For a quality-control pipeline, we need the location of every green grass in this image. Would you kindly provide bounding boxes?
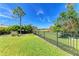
[38,31,79,50]
[0,34,71,56]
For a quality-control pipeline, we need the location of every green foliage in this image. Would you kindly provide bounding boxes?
[51,3,79,34]
[0,25,33,35]
[22,25,33,33]
[32,26,38,33]
[9,25,20,31]
[0,27,10,35]
[50,24,62,32]
[12,6,25,17]
[0,27,5,35]
[12,6,26,34]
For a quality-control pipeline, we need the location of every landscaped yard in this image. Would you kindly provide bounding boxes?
[38,31,79,50]
[0,34,71,56]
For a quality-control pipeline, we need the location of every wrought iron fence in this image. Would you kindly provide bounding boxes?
[33,30,79,56]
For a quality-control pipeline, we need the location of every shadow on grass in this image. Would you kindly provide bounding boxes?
[34,33,79,56]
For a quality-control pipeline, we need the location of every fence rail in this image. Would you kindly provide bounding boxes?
[33,30,79,56]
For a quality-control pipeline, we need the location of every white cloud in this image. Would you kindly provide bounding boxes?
[40,16,52,23]
[36,9,44,15]
[38,16,52,23]
[47,19,52,23]
[0,4,13,19]
[39,17,45,22]
[47,17,52,23]
[0,6,12,14]
[0,13,13,19]
[0,4,12,13]
[36,9,45,22]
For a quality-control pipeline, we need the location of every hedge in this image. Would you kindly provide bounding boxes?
[0,25,33,35]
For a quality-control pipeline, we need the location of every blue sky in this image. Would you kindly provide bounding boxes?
[0,3,79,29]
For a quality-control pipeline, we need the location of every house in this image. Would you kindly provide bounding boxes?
[0,24,8,27]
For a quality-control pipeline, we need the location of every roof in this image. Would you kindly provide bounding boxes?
[0,24,8,27]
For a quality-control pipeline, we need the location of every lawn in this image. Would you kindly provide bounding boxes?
[38,31,79,50]
[0,34,71,56]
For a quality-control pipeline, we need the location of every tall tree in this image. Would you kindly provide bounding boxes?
[66,3,78,33]
[56,3,78,33]
[12,6,25,34]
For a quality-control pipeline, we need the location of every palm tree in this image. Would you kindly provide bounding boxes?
[12,6,25,34]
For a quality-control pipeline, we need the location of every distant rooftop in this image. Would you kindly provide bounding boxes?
[0,24,8,27]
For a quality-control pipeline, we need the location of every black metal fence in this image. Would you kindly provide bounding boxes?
[33,30,79,56]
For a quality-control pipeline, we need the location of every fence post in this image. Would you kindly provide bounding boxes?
[69,33,71,47]
[73,34,75,49]
[44,31,45,39]
[35,31,37,34]
[70,33,72,49]
[38,30,39,35]
[57,31,58,46]
[76,34,78,55]
[36,31,37,34]
[68,33,70,47]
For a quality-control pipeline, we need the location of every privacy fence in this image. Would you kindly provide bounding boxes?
[33,30,79,56]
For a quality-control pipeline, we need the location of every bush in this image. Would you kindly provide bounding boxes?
[22,25,33,33]
[0,25,33,35]
[58,32,71,38]
[0,27,9,35]
[0,27,4,35]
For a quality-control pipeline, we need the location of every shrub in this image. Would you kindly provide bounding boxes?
[0,27,4,35]
[0,27,9,35]
[22,25,33,33]
[9,25,20,31]
[58,32,71,38]
[0,25,33,35]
